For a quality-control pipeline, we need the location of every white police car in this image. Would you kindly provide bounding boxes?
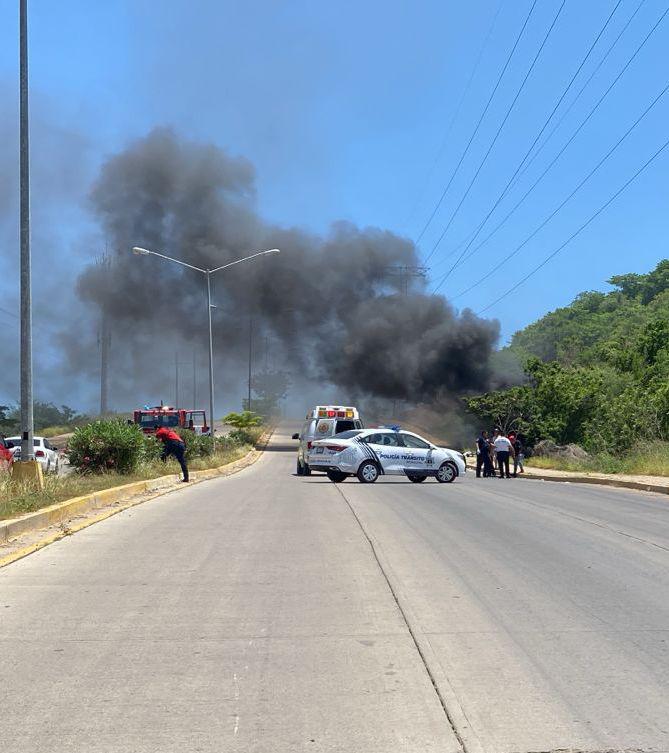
[307,427,466,484]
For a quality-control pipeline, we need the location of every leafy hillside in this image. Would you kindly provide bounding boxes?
[466,259,669,457]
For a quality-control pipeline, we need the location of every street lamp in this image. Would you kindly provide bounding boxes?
[130,247,280,435]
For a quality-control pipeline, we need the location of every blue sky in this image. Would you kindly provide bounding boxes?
[1,0,668,405]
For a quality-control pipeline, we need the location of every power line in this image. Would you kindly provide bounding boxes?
[435,1,669,294]
[506,0,647,195]
[414,0,540,247]
[477,134,669,314]
[454,77,669,302]
[423,0,569,264]
[435,0,646,268]
[429,0,625,278]
[0,306,18,320]
[407,0,506,227]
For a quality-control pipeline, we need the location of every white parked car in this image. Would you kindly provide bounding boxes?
[6,436,60,474]
[307,427,466,484]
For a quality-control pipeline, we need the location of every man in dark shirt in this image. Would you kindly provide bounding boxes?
[509,432,525,477]
[155,427,189,482]
[476,431,493,477]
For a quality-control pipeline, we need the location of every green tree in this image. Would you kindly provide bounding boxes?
[464,386,537,439]
[223,411,263,429]
[7,401,86,431]
[0,405,16,433]
[246,370,290,418]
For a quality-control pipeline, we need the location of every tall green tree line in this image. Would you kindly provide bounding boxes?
[466,260,669,452]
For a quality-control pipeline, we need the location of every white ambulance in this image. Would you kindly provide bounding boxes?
[293,405,363,476]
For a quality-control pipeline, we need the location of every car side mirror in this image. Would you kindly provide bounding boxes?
[292,433,299,440]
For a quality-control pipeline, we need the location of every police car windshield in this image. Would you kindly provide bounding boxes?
[334,430,362,438]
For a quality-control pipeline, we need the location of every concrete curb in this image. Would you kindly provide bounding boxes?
[0,427,275,551]
[0,473,178,544]
[517,472,668,495]
[465,461,668,495]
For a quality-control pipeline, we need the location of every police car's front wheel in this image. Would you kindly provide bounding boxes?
[436,461,457,483]
[357,460,379,483]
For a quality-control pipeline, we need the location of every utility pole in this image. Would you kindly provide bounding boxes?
[98,253,111,416]
[100,312,110,415]
[247,316,253,412]
[192,351,197,408]
[174,352,191,407]
[385,265,429,296]
[18,0,37,478]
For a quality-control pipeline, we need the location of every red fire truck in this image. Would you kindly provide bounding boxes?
[132,405,211,435]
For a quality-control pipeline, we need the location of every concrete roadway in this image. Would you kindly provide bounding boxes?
[1,425,669,752]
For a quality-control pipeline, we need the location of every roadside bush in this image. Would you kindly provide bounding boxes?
[176,429,214,459]
[68,419,155,474]
[223,411,263,429]
[228,426,264,447]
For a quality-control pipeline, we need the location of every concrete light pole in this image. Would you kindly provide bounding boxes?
[16,0,40,485]
[131,247,280,436]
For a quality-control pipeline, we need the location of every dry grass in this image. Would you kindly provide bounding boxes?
[0,445,250,521]
[39,425,75,438]
[526,441,669,477]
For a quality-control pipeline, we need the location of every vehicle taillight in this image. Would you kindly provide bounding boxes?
[307,441,313,449]
[325,445,346,452]
[35,450,45,458]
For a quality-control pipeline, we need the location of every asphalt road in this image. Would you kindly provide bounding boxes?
[1,425,669,752]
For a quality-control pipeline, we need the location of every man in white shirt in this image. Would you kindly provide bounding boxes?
[493,430,515,479]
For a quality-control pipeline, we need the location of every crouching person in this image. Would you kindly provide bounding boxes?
[155,427,189,482]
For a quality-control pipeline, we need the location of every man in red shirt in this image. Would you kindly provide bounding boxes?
[155,427,189,482]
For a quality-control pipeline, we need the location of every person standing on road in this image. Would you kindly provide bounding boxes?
[509,432,525,477]
[493,430,515,479]
[476,430,494,478]
[155,427,189,482]
[488,429,497,477]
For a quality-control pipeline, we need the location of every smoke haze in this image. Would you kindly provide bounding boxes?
[62,128,499,414]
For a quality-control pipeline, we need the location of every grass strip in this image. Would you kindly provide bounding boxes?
[0,445,250,521]
[526,441,669,477]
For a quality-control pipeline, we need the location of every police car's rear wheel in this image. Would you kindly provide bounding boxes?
[326,470,347,483]
[357,460,379,483]
[296,459,304,476]
[407,474,426,483]
[436,461,457,483]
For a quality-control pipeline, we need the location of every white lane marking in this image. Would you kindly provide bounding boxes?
[233,672,240,735]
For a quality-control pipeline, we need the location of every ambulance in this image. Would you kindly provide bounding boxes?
[292,405,363,476]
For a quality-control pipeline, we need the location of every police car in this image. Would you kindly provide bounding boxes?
[307,427,466,484]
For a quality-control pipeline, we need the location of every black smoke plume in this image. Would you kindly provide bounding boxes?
[66,128,499,412]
